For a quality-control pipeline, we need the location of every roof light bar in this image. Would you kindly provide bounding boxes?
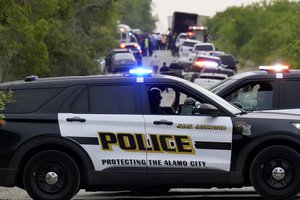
[259,64,289,72]
[129,68,152,76]
[188,26,207,30]
[194,61,218,68]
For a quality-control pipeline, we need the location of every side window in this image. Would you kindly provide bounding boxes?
[148,86,182,115]
[281,80,300,109]
[70,85,136,114]
[70,88,89,113]
[147,85,210,116]
[4,88,62,113]
[224,81,274,111]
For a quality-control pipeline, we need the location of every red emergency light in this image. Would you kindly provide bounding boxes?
[187,31,194,37]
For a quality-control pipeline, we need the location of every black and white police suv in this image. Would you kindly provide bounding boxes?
[210,64,300,114]
[2,69,300,200]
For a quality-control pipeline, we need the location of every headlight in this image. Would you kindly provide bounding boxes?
[291,123,300,130]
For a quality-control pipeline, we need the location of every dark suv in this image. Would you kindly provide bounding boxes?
[1,73,300,200]
[217,54,239,72]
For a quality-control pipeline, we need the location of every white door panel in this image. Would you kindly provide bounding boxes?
[144,115,232,171]
[58,113,146,171]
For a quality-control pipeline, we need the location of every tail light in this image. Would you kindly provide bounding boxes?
[120,43,126,48]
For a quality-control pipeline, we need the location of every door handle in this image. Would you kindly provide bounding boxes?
[66,117,86,123]
[153,120,173,125]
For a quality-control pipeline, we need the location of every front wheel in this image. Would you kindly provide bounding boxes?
[250,145,300,200]
[23,150,80,200]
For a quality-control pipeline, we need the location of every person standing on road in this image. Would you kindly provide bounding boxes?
[150,54,160,74]
[143,35,149,56]
[156,33,162,50]
[159,62,169,74]
[151,33,157,54]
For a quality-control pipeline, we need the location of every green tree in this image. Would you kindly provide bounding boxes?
[0,0,156,81]
[117,0,157,32]
[208,0,300,70]
[0,0,49,81]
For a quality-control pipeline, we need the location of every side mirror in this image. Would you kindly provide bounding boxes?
[194,103,219,117]
[236,60,239,64]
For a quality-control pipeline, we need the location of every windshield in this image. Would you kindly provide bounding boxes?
[184,80,242,114]
[210,78,238,94]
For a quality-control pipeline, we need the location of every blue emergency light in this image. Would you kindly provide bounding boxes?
[129,68,152,76]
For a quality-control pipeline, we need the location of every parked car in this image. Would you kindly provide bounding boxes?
[190,54,236,77]
[178,39,201,59]
[185,43,216,65]
[120,42,143,65]
[210,64,300,114]
[105,48,133,73]
[217,53,239,72]
[110,52,137,73]
[193,43,216,55]
[172,33,189,56]
[175,33,188,48]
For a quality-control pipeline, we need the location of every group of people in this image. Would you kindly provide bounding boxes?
[136,32,173,57]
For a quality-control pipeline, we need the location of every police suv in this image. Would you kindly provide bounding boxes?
[1,70,300,200]
[210,64,300,114]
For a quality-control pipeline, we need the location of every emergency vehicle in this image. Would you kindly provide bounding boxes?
[1,70,300,200]
[210,64,300,114]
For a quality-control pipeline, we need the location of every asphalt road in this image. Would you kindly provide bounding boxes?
[142,49,176,70]
[0,187,258,200]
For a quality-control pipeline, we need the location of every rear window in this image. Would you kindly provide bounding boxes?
[183,41,198,47]
[195,45,214,51]
[70,85,136,114]
[115,53,134,59]
[3,88,62,113]
[219,55,235,65]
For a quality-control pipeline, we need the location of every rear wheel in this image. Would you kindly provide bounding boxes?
[23,150,80,200]
[250,145,300,200]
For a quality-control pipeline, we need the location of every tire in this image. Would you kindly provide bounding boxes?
[23,150,80,200]
[133,188,170,196]
[250,145,300,200]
